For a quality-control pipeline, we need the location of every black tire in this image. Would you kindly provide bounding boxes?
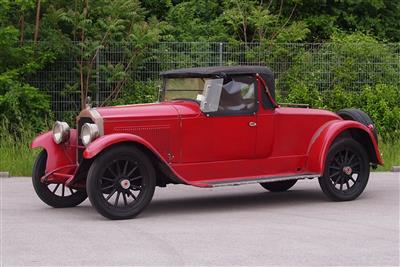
[260,179,297,192]
[318,138,370,201]
[337,108,378,142]
[86,145,156,220]
[32,150,88,208]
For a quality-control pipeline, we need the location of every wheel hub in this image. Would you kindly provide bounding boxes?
[342,166,353,175]
[120,179,131,190]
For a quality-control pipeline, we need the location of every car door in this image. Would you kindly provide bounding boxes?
[180,75,257,163]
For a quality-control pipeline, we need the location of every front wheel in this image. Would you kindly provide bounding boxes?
[318,138,370,201]
[86,145,156,220]
[32,150,87,208]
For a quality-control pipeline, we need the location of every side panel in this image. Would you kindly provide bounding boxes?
[179,114,257,163]
[306,120,382,174]
[31,130,77,173]
[82,133,202,186]
[271,108,341,157]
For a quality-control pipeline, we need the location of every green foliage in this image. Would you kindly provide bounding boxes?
[0,82,51,134]
[283,82,400,142]
[280,32,400,141]
[359,84,400,141]
[111,81,159,105]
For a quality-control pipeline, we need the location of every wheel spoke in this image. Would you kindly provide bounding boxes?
[123,161,129,175]
[106,188,117,200]
[116,161,122,176]
[126,166,138,177]
[340,179,344,191]
[333,176,341,186]
[123,193,128,206]
[348,153,355,165]
[69,187,74,195]
[329,165,341,170]
[52,184,60,194]
[345,179,350,190]
[350,162,360,169]
[130,175,142,181]
[349,177,356,183]
[329,171,340,178]
[114,191,121,207]
[334,157,341,166]
[62,184,65,197]
[128,190,137,200]
[101,176,115,182]
[108,166,118,178]
[101,184,114,191]
[344,150,348,164]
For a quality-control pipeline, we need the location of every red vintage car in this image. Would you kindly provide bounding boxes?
[31,66,383,219]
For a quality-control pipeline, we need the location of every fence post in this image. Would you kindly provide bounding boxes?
[219,42,223,66]
[95,51,100,106]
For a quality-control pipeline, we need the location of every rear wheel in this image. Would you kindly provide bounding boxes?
[86,145,156,220]
[260,179,297,192]
[318,138,370,201]
[32,150,87,208]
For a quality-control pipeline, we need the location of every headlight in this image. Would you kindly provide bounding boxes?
[52,121,70,144]
[81,123,99,146]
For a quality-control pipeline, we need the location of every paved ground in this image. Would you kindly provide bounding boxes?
[1,172,399,266]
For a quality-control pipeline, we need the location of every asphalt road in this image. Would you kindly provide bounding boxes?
[1,172,399,266]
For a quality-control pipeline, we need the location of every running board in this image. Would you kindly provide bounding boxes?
[201,174,319,187]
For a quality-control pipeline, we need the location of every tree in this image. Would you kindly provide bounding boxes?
[50,0,163,109]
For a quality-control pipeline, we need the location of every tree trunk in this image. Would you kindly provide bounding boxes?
[33,0,41,44]
[80,0,89,110]
[19,15,25,44]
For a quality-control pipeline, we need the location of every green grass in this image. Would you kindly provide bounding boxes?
[0,129,39,177]
[0,131,398,176]
[375,140,400,171]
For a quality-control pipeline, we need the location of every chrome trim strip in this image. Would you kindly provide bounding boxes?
[90,108,104,136]
[205,174,319,187]
[77,108,104,136]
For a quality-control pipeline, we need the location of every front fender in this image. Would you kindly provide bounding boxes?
[306,120,382,174]
[31,130,77,173]
[83,133,168,162]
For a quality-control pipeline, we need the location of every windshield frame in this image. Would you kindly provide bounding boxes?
[161,74,259,116]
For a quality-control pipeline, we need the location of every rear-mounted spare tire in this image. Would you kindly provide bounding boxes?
[337,108,378,142]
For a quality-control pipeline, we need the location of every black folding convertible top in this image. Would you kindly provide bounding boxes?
[160,65,276,108]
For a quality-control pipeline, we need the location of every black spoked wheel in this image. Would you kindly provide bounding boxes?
[32,150,87,208]
[260,179,297,192]
[86,145,156,220]
[319,138,370,201]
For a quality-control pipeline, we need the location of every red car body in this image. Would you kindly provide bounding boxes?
[31,66,383,219]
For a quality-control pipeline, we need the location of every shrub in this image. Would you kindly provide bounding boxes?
[0,81,52,135]
[110,81,159,105]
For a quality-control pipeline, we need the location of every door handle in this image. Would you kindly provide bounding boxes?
[249,121,257,127]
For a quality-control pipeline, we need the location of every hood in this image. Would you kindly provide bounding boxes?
[94,101,201,120]
[94,102,178,120]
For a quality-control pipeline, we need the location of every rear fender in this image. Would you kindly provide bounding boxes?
[306,120,382,174]
[31,130,77,173]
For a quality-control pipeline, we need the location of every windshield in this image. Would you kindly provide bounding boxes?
[163,76,256,114]
[164,78,207,101]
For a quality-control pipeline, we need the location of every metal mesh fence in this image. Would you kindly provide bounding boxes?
[27,42,400,119]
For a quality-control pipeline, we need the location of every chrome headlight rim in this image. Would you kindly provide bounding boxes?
[81,123,99,146]
[52,121,70,144]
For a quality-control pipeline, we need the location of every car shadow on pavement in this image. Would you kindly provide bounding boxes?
[141,189,327,218]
